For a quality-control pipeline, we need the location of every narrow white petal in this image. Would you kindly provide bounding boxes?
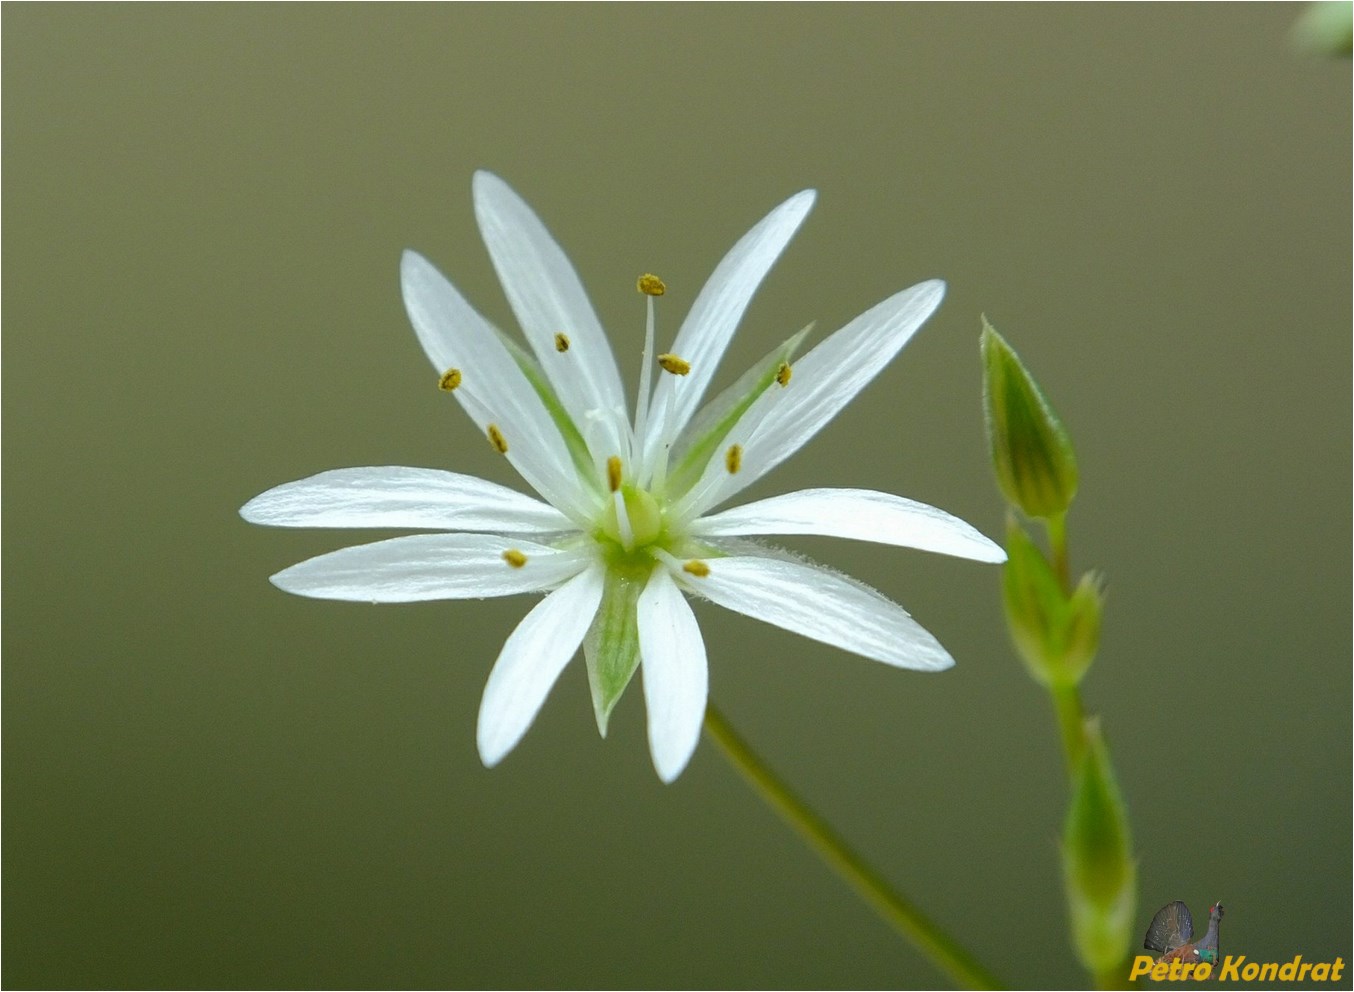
[472,171,628,459]
[690,488,1005,563]
[400,250,593,519]
[675,280,946,520]
[241,467,574,533]
[637,566,709,783]
[642,190,816,466]
[477,564,605,767]
[684,554,954,672]
[269,533,590,602]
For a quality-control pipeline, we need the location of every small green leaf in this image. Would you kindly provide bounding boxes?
[1062,719,1136,975]
[583,568,644,736]
[981,318,1079,519]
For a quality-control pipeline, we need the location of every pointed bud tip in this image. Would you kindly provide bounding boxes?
[981,317,1079,519]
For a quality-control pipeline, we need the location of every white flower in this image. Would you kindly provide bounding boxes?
[241,171,1005,783]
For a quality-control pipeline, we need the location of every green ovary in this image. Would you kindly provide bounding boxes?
[598,484,670,570]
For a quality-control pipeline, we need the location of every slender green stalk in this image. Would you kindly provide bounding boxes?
[703,703,1003,991]
[1046,511,1071,591]
[1051,683,1086,776]
[1042,511,1086,776]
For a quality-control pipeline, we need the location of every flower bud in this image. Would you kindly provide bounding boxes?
[981,318,1079,519]
[1002,518,1104,686]
[1062,720,1136,977]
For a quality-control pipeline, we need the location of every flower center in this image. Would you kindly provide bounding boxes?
[601,483,664,550]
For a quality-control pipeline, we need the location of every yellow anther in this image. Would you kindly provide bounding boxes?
[657,353,691,376]
[554,332,570,353]
[725,443,743,474]
[487,424,508,454]
[637,273,666,296]
[502,549,527,568]
[606,455,623,493]
[439,368,463,391]
[682,559,710,578]
[775,361,792,387]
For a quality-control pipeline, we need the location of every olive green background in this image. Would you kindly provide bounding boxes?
[5,5,1349,989]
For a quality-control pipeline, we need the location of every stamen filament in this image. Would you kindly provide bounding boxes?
[633,289,657,452]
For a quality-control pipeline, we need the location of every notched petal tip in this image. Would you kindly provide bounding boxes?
[476,725,510,769]
[976,537,1008,564]
[911,277,947,313]
[399,248,429,279]
[785,187,818,214]
[653,748,694,785]
[239,494,265,523]
[472,168,507,195]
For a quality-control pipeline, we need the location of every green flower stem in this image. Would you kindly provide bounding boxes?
[1046,511,1071,591]
[704,703,1003,991]
[1051,683,1087,777]
[1042,511,1087,775]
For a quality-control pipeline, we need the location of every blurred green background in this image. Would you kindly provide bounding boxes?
[5,5,1349,988]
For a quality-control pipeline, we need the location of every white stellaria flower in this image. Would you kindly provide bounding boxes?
[241,171,1005,783]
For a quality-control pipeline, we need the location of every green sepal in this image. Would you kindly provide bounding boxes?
[490,324,600,495]
[981,317,1079,519]
[1062,719,1136,975]
[582,567,645,737]
[1002,517,1103,687]
[1062,571,1105,681]
[665,323,813,497]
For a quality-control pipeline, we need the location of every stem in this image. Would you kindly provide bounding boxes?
[703,703,1003,990]
[1045,511,1071,593]
[1043,511,1086,774]
[1050,683,1086,776]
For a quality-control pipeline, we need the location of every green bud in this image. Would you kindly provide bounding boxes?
[1002,518,1104,686]
[981,318,1078,519]
[1062,720,1136,977]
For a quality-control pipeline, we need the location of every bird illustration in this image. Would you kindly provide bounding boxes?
[1144,900,1225,965]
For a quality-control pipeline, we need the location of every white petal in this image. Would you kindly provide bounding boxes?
[241,467,575,533]
[675,280,946,520]
[642,190,816,466]
[472,171,628,459]
[690,488,1005,563]
[683,554,954,672]
[401,250,593,519]
[637,566,709,783]
[477,564,605,767]
[269,533,591,602]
